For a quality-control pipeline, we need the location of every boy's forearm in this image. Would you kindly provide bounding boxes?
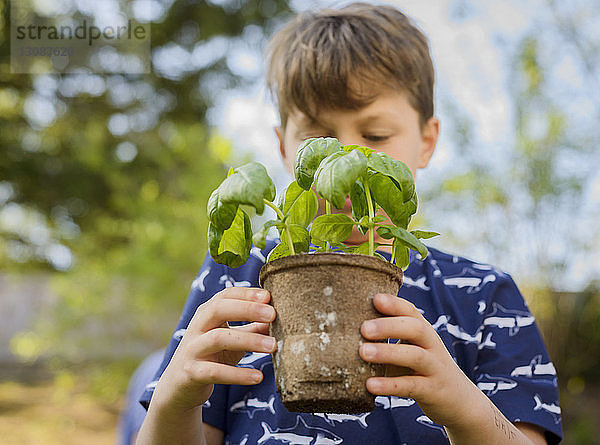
[136,401,207,445]
[443,382,535,445]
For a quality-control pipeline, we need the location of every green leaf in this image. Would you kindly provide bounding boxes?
[377,224,428,258]
[267,241,291,261]
[208,208,252,268]
[294,137,342,190]
[411,230,440,240]
[372,215,387,223]
[349,181,368,222]
[282,180,318,227]
[367,152,415,203]
[393,241,411,270]
[368,173,417,228]
[343,144,375,157]
[314,150,368,209]
[354,241,381,255]
[219,162,276,215]
[288,224,311,252]
[252,219,283,249]
[207,187,238,230]
[267,225,310,261]
[310,213,355,244]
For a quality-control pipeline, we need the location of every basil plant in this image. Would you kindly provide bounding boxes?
[207,137,438,269]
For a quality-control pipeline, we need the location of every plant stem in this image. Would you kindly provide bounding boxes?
[325,200,331,253]
[390,241,396,265]
[264,199,295,255]
[363,180,375,256]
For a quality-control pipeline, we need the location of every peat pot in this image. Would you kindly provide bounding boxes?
[259,252,403,413]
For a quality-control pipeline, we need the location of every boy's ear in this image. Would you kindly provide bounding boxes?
[418,117,439,169]
[275,126,287,161]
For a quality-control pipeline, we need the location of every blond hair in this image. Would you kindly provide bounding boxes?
[267,2,434,129]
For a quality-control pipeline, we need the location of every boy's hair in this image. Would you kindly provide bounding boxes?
[267,2,434,129]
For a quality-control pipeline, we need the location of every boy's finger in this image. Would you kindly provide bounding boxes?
[359,342,432,375]
[214,287,271,303]
[190,299,276,333]
[185,360,264,387]
[364,374,428,399]
[195,328,276,357]
[371,293,423,319]
[232,322,271,335]
[361,316,434,349]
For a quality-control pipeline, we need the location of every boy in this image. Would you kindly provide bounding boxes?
[137,3,562,444]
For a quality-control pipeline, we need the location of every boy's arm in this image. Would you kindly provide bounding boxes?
[359,293,548,445]
[136,287,277,445]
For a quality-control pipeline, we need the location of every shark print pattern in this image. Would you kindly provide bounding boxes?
[140,241,563,444]
[511,354,557,380]
[483,303,535,336]
[258,416,343,444]
[476,374,518,395]
[533,394,561,424]
[415,415,448,438]
[230,394,277,419]
[312,412,371,429]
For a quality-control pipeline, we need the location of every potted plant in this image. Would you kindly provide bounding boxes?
[206,137,437,413]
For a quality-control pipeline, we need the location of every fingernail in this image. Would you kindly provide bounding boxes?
[260,305,274,320]
[361,343,376,359]
[263,337,276,350]
[251,371,262,383]
[362,320,376,336]
[255,289,269,299]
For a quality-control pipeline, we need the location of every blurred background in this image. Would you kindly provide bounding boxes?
[0,0,598,443]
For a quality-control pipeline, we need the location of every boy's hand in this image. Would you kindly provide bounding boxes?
[359,293,481,429]
[151,287,276,414]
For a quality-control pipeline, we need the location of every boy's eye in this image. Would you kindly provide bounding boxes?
[363,135,389,142]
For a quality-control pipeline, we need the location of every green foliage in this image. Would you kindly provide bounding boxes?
[207,137,438,269]
[0,0,293,361]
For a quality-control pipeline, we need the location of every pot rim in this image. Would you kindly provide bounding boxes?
[259,252,403,287]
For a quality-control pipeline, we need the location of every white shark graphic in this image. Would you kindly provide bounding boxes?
[427,258,442,277]
[375,396,416,409]
[191,267,210,292]
[511,354,557,378]
[258,416,343,444]
[443,273,496,294]
[173,328,186,341]
[477,300,486,314]
[431,315,482,344]
[312,412,371,429]
[533,394,561,424]
[219,274,252,288]
[476,374,518,395]
[483,303,535,336]
[237,352,272,371]
[478,332,496,350]
[416,415,448,438]
[250,246,267,263]
[403,275,430,291]
[230,394,276,419]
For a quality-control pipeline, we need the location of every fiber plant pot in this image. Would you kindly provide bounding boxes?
[259,252,403,414]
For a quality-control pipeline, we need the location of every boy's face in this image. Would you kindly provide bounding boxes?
[276,91,439,246]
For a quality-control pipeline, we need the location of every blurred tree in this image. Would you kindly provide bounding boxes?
[423,0,600,291]
[0,0,292,363]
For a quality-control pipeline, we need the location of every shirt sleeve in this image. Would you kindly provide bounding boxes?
[475,274,563,444]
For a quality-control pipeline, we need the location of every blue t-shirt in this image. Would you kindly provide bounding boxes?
[140,240,562,444]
